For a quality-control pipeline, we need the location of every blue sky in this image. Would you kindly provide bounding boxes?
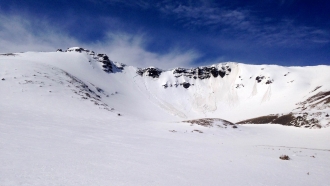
[0,0,329,68]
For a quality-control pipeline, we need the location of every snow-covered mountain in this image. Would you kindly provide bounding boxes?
[1,47,330,128]
[2,47,330,186]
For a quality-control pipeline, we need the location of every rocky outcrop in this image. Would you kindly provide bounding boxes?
[172,65,231,80]
[255,75,274,84]
[238,89,330,129]
[58,47,124,73]
[237,113,322,129]
[137,64,233,90]
[296,90,330,111]
[136,64,232,80]
[182,82,191,89]
[137,67,162,78]
[96,54,113,73]
[183,118,238,129]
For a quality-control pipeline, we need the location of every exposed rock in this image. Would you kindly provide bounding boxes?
[192,129,203,133]
[183,118,237,128]
[67,47,85,53]
[135,64,234,89]
[97,54,113,73]
[279,155,290,160]
[284,72,290,76]
[255,76,274,84]
[137,64,232,80]
[310,86,322,93]
[113,61,126,70]
[173,68,187,74]
[137,67,162,78]
[237,113,322,129]
[237,115,278,124]
[96,87,104,93]
[235,84,244,88]
[210,67,219,77]
[296,90,330,110]
[172,65,231,80]
[0,53,17,56]
[219,70,226,78]
[266,79,273,84]
[255,76,265,83]
[182,82,190,89]
[63,47,124,73]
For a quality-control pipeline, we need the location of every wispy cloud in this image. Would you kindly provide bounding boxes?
[251,19,330,47]
[156,1,329,47]
[1,1,328,68]
[0,14,79,52]
[0,13,199,69]
[160,4,249,30]
[87,0,152,9]
[91,33,200,69]
[86,0,330,48]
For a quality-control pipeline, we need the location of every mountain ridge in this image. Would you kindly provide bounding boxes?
[1,46,330,128]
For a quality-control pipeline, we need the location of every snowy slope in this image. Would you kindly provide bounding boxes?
[0,50,178,121]
[1,48,330,185]
[1,47,330,127]
[135,63,330,128]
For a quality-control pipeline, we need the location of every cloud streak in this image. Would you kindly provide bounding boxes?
[157,1,330,47]
[0,13,200,69]
[252,20,330,47]
[83,0,330,48]
[1,0,329,68]
[0,14,79,53]
[160,4,249,30]
[89,32,200,69]
[87,0,152,9]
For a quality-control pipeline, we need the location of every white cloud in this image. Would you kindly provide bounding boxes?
[160,4,250,30]
[254,20,330,47]
[0,14,79,53]
[0,13,199,69]
[90,33,200,69]
[158,2,329,47]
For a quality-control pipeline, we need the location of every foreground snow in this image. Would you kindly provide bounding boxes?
[1,111,330,185]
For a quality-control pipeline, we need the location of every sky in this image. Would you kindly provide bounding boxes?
[0,0,329,69]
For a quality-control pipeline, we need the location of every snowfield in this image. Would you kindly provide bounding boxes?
[1,49,330,185]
